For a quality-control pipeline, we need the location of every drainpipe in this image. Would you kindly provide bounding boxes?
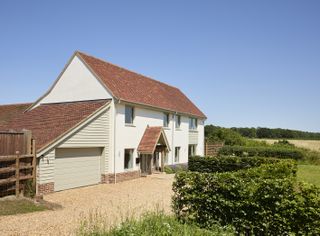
[113,99,118,184]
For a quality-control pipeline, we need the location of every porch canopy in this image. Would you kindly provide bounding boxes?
[137,126,170,155]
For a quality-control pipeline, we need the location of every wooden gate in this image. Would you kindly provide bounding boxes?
[0,131,36,197]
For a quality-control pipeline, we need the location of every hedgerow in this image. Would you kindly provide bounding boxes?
[218,145,304,159]
[188,156,297,174]
[172,162,320,235]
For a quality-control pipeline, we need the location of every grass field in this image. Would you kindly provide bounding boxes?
[298,165,320,187]
[0,198,47,216]
[257,139,320,152]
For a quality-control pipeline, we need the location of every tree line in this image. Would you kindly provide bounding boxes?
[205,125,320,140]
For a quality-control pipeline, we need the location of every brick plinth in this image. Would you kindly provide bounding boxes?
[38,182,54,195]
[102,170,141,184]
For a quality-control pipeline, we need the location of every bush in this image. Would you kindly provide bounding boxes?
[164,164,188,174]
[218,145,304,159]
[172,163,320,235]
[205,125,246,146]
[188,156,297,174]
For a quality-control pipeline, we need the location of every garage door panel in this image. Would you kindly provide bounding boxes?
[55,148,102,191]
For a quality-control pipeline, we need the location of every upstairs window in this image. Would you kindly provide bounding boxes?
[163,113,170,127]
[175,115,181,129]
[189,117,198,130]
[125,105,134,124]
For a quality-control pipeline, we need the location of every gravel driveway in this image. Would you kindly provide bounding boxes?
[0,174,174,236]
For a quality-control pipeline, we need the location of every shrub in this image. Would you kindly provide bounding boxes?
[218,145,304,159]
[172,164,320,235]
[188,156,296,174]
[205,125,246,146]
[164,164,188,174]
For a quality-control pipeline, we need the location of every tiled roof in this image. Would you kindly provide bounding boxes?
[77,52,206,119]
[0,103,32,127]
[0,100,110,151]
[138,126,166,154]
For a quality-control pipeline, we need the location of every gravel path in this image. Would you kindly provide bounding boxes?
[0,174,174,236]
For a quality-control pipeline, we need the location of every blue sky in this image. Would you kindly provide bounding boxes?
[0,1,319,132]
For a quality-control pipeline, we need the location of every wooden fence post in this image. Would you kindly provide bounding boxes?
[15,151,20,197]
[32,139,36,189]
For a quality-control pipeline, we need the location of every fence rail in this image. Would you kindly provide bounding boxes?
[204,142,224,156]
[0,131,36,197]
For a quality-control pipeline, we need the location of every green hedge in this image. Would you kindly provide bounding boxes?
[188,156,296,174]
[218,145,304,159]
[172,163,320,235]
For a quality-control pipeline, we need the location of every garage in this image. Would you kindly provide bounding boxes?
[54,148,102,191]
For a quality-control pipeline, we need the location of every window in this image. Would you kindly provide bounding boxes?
[189,117,198,130]
[175,147,180,163]
[125,105,134,124]
[188,145,197,157]
[175,115,181,129]
[163,113,170,127]
[124,149,134,169]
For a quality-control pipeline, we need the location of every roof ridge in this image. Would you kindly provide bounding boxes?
[0,102,32,107]
[76,50,180,90]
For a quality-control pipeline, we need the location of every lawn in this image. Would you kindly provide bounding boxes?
[297,164,320,187]
[0,198,47,216]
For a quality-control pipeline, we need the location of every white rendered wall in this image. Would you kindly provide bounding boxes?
[110,103,194,173]
[35,55,112,106]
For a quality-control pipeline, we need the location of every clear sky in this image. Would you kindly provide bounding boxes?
[0,1,319,132]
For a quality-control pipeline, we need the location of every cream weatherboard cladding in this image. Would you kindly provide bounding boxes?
[189,131,199,145]
[37,108,111,186]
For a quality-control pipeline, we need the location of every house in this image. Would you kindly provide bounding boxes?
[0,51,206,194]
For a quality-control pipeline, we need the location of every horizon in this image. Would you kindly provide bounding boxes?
[1,1,319,132]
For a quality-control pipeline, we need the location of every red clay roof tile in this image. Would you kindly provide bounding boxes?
[138,126,164,154]
[0,103,32,127]
[0,100,110,151]
[77,52,206,119]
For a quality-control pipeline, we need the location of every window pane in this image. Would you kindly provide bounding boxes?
[124,149,133,169]
[175,147,180,162]
[125,106,133,124]
[163,113,169,127]
[176,115,181,128]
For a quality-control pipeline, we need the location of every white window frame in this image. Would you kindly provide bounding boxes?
[124,149,134,170]
[188,144,197,157]
[125,105,134,125]
[163,113,170,128]
[189,117,198,130]
[175,115,181,129]
[174,147,180,163]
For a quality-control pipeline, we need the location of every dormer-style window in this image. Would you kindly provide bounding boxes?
[189,117,198,130]
[163,113,170,127]
[125,105,134,124]
[175,115,181,129]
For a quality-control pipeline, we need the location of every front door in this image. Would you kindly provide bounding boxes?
[140,154,152,175]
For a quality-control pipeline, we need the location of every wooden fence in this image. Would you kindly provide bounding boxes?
[0,131,36,197]
[204,142,224,156]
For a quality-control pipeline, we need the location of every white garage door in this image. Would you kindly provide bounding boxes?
[55,148,102,191]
